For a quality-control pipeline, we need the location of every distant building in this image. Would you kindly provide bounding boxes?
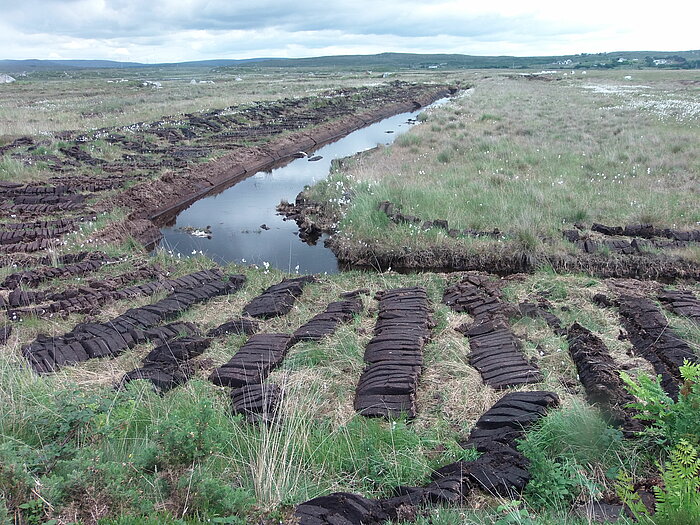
[0,73,16,83]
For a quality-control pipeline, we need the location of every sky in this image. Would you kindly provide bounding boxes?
[0,0,698,62]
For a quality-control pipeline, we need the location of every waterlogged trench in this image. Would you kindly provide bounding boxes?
[159,99,448,274]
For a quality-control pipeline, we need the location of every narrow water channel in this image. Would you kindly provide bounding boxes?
[158,99,448,274]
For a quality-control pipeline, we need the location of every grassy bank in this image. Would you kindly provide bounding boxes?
[307,70,699,264]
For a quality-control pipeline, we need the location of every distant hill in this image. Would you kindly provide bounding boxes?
[1,51,699,72]
[0,59,144,71]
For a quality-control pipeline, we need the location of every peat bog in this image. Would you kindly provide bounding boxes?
[0,67,698,525]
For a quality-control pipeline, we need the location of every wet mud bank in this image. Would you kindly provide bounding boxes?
[110,84,453,244]
[329,241,700,281]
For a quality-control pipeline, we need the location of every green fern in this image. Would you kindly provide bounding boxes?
[653,439,700,524]
[615,470,650,522]
[621,360,700,447]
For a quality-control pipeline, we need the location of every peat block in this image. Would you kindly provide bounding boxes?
[209,333,293,387]
[355,286,431,419]
[120,365,190,392]
[231,383,282,423]
[658,288,700,324]
[143,336,211,365]
[22,270,240,373]
[207,317,260,337]
[567,322,642,434]
[617,294,697,398]
[242,275,316,318]
[295,492,389,525]
[292,298,363,343]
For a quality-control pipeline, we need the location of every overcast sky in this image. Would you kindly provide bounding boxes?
[1,0,698,62]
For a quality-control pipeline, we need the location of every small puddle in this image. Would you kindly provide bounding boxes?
[158,98,449,274]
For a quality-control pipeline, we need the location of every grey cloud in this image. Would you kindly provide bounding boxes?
[4,0,595,40]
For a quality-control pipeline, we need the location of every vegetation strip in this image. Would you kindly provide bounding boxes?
[354,286,432,419]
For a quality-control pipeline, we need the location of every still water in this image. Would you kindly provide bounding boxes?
[158,99,448,274]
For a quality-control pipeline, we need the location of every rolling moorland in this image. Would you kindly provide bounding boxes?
[0,60,699,525]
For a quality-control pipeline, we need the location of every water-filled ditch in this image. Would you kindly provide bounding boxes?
[158,99,448,274]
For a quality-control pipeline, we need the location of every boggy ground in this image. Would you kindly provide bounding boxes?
[295,70,700,280]
[0,68,699,525]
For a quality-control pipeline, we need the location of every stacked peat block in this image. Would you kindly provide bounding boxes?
[209,333,293,422]
[2,252,112,289]
[209,333,293,387]
[658,288,700,324]
[0,238,58,254]
[591,223,700,242]
[617,295,698,399]
[211,289,362,422]
[0,201,87,217]
[421,391,560,501]
[443,274,542,389]
[242,275,316,318]
[211,276,317,422]
[294,391,560,525]
[230,383,283,424]
[295,493,391,525]
[22,270,245,374]
[354,287,432,419]
[562,230,640,255]
[207,317,260,337]
[378,200,502,239]
[120,333,210,392]
[0,217,86,247]
[566,322,643,435]
[564,223,700,255]
[4,267,229,321]
[0,250,103,270]
[291,298,363,344]
[0,224,76,245]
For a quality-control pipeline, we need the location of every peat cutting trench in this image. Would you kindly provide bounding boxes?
[117,86,699,281]
[156,100,450,274]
